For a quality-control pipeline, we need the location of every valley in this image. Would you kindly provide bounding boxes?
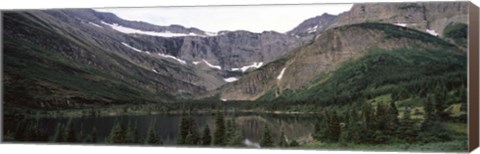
[1,2,469,152]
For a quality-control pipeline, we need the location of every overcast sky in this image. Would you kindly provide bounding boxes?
[95,4,353,33]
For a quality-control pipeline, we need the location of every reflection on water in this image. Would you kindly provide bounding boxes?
[4,113,317,145]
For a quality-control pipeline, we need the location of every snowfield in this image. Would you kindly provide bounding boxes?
[231,62,264,72]
[101,21,215,38]
[224,77,239,82]
[202,59,222,70]
[277,67,287,80]
[426,29,439,36]
[121,42,186,64]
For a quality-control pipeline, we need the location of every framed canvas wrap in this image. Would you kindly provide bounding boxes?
[1,1,479,153]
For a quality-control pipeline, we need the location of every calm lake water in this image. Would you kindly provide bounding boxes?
[5,113,318,145]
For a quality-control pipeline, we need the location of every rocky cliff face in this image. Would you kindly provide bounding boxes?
[2,9,301,108]
[286,13,337,41]
[219,23,458,101]
[289,2,468,39]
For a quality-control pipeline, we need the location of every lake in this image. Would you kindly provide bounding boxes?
[4,113,319,146]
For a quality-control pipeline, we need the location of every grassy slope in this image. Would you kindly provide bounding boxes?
[3,13,175,109]
[268,23,467,109]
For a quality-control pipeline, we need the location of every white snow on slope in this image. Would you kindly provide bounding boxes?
[152,68,158,73]
[231,62,264,72]
[224,77,239,82]
[202,59,222,70]
[121,42,143,53]
[121,42,186,64]
[221,98,227,102]
[277,67,287,80]
[426,29,439,36]
[101,21,203,38]
[158,53,187,64]
[88,22,103,28]
[192,61,201,65]
[394,23,407,27]
[306,25,319,33]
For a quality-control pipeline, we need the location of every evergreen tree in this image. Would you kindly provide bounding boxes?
[85,127,97,143]
[260,125,273,147]
[64,118,77,143]
[177,110,190,144]
[397,106,417,142]
[226,131,245,146]
[311,122,322,141]
[51,123,64,142]
[346,109,361,144]
[78,123,85,143]
[108,120,125,144]
[326,110,341,142]
[145,120,161,144]
[201,125,212,145]
[422,95,437,130]
[185,118,200,145]
[213,112,226,146]
[289,139,299,147]
[125,121,137,144]
[361,101,375,141]
[385,101,399,135]
[277,128,288,147]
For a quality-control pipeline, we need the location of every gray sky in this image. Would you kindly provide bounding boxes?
[95,4,353,33]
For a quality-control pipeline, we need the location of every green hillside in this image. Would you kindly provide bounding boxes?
[269,46,466,110]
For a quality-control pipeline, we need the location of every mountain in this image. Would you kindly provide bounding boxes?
[218,23,466,102]
[2,9,301,108]
[2,2,468,109]
[289,2,468,39]
[286,13,337,41]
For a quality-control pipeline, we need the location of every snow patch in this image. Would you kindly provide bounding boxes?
[221,98,227,102]
[192,61,201,65]
[121,42,142,53]
[426,29,438,36]
[101,21,204,37]
[88,22,103,28]
[158,53,187,64]
[277,67,287,80]
[394,23,407,27]
[224,77,239,82]
[306,25,319,33]
[121,42,186,64]
[231,62,264,72]
[202,59,222,70]
[205,31,218,36]
[152,68,158,73]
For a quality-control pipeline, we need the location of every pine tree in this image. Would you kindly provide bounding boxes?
[125,121,136,144]
[178,110,190,144]
[185,118,200,145]
[85,127,97,143]
[385,101,399,135]
[260,125,273,147]
[213,112,226,146]
[422,95,437,130]
[64,118,77,143]
[78,123,85,143]
[108,120,125,144]
[201,125,212,145]
[277,128,288,147]
[52,123,64,142]
[397,106,417,142]
[311,122,322,141]
[145,120,161,144]
[326,110,341,142]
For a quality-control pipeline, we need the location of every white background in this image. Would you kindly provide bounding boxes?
[0,0,479,154]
